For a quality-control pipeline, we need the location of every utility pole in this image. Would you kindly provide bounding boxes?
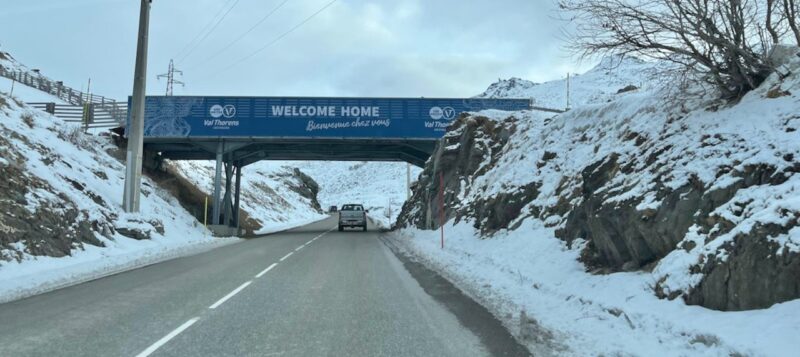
[123,0,152,213]
[157,59,184,96]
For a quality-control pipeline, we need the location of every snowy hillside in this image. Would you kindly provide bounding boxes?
[0,51,68,104]
[478,55,665,109]
[395,49,800,356]
[171,160,327,235]
[0,93,237,303]
[283,161,422,227]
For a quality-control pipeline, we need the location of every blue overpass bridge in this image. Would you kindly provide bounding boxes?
[133,96,531,234]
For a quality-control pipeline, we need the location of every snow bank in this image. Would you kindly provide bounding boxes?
[391,221,799,356]
[0,94,239,303]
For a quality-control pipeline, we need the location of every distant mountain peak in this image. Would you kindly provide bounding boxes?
[475,54,658,109]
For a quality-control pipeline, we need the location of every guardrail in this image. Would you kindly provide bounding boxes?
[28,102,127,129]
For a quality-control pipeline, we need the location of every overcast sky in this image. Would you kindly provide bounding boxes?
[1,0,593,99]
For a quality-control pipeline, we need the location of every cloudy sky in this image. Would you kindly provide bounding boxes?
[1,0,593,99]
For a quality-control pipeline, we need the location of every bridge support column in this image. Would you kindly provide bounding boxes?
[212,143,223,225]
[223,162,233,226]
[233,163,242,231]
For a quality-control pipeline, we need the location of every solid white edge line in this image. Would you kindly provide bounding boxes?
[279,252,293,261]
[135,317,200,357]
[255,263,278,278]
[208,281,252,309]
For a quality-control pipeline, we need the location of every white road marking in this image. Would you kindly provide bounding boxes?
[255,263,278,278]
[209,281,252,309]
[295,245,304,252]
[279,252,293,261]
[135,317,199,357]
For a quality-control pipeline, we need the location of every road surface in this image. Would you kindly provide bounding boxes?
[0,216,530,356]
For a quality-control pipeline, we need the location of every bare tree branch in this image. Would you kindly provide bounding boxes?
[559,0,789,100]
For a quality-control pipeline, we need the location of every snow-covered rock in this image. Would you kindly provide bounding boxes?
[395,50,800,355]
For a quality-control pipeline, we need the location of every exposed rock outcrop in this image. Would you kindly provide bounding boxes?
[396,115,534,235]
[396,97,800,311]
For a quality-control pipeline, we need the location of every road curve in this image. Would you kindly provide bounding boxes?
[0,217,529,356]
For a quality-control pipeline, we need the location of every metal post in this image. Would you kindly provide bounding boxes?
[566,72,571,110]
[439,171,445,249]
[233,164,242,230]
[212,143,223,225]
[406,163,411,199]
[122,0,152,213]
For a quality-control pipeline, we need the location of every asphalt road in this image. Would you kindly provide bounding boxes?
[0,216,530,357]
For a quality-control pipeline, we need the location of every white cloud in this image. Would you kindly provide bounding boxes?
[1,0,593,99]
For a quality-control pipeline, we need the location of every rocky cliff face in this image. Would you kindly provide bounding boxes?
[397,51,800,311]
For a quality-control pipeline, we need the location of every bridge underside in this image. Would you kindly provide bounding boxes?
[143,137,437,236]
[144,138,437,168]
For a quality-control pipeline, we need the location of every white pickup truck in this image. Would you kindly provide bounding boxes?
[338,204,367,231]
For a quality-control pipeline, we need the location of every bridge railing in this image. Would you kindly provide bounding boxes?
[28,102,128,130]
[0,65,127,125]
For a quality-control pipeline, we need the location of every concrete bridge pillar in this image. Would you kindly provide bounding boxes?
[212,143,223,225]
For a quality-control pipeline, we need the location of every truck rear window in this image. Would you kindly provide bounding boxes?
[341,205,363,211]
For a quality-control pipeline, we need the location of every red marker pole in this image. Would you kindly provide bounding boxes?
[439,171,444,249]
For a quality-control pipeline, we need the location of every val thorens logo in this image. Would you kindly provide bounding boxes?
[443,107,456,120]
[222,105,236,118]
[209,104,237,118]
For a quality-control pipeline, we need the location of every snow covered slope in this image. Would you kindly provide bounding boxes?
[478,55,665,108]
[171,160,327,235]
[0,51,68,104]
[284,161,422,228]
[395,50,800,356]
[0,94,237,303]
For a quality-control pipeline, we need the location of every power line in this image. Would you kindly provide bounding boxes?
[173,0,237,61]
[218,0,339,73]
[187,0,293,71]
[176,0,243,64]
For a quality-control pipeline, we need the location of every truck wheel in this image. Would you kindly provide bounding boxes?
[338,225,343,232]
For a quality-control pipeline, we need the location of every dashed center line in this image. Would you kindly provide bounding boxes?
[279,252,293,261]
[135,227,338,357]
[255,263,278,278]
[209,281,252,309]
[135,317,199,357]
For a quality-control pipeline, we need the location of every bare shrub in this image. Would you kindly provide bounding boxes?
[21,113,35,129]
[58,125,95,152]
